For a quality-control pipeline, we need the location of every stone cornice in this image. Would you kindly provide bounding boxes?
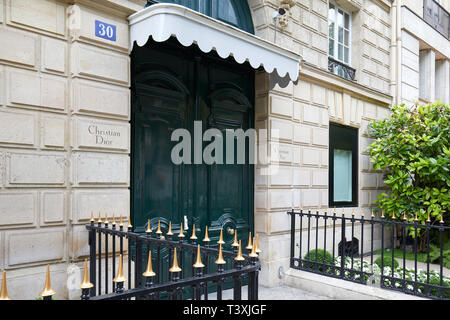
[300,62,393,107]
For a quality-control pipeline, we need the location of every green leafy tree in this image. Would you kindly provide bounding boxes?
[368,102,449,231]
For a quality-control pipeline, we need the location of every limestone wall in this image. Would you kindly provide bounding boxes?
[0,0,134,299]
[249,0,392,95]
[0,0,395,298]
[253,67,391,286]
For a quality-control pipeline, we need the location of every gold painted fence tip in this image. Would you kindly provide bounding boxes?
[0,270,11,300]
[39,265,56,298]
[169,248,182,273]
[113,254,126,283]
[80,259,94,290]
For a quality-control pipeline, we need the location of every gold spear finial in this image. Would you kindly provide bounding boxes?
[231,231,239,247]
[142,251,156,277]
[127,217,132,229]
[215,244,226,265]
[234,240,245,261]
[112,214,116,225]
[246,232,253,250]
[414,213,418,221]
[167,221,173,236]
[80,259,94,290]
[203,226,210,242]
[255,234,262,253]
[146,219,152,234]
[217,229,225,245]
[0,270,11,300]
[427,211,431,223]
[190,224,197,240]
[361,209,364,217]
[352,208,355,216]
[403,212,407,220]
[39,265,56,298]
[119,214,123,227]
[90,211,94,223]
[249,237,259,258]
[156,220,163,235]
[104,213,109,225]
[113,254,126,283]
[193,245,205,268]
[97,212,102,224]
[169,248,182,273]
[333,207,336,214]
[392,211,395,220]
[440,214,444,224]
[371,210,374,218]
[178,222,185,238]
[381,210,385,218]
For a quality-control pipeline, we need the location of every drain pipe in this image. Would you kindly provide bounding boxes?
[390,1,397,104]
[396,0,402,106]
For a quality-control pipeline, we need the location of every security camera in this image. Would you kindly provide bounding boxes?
[272,8,286,19]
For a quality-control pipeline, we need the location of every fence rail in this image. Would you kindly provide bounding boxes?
[84,216,260,300]
[287,208,450,300]
[0,215,261,300]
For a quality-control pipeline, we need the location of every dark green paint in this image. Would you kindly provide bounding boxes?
[145,0,255,34]
[130,38,255,290]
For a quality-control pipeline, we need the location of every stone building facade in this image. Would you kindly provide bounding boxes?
[397,0,449,106]
[0,0,445,300]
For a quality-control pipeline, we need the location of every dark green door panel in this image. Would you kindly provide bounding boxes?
[131,37,254,261]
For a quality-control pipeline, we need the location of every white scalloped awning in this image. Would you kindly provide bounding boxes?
[128,3,301,82]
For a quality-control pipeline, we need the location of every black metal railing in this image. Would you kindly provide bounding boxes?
[424,0,450,40]
[328,57,356,81]
[287,208,450,300]
[83,218,260,300]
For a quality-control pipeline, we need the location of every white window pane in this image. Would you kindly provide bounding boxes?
[329,4,335,21]
[344,30,349,46]
[333,149,352,202]
[338,44,343,60]
[344,13,350,29]
[338,10,344,26]
[344,47,349,63]
[329,21,335,39]
[338,27,343,43]
[329,39,335,56]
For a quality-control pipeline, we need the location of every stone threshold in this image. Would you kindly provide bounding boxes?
[283,268,428,300]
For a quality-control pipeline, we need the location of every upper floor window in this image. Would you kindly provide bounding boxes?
[145,0,255,34]
[328,1,355,81]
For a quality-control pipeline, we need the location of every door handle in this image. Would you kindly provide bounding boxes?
[226,227,235,235]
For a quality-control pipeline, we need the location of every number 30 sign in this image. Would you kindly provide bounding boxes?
[95,20,116,41]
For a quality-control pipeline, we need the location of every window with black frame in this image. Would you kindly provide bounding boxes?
[329,123,358,207]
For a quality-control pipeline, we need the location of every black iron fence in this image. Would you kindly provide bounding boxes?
[287,208,450,300]
[83,216,260,300]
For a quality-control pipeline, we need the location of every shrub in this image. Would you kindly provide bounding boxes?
[375,255,399,269]
[303,249,334,272]
[429,276,450,299]
[368,102,450,228]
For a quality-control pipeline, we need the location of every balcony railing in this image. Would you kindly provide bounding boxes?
[328,57,356,81]
[424,0,450,40]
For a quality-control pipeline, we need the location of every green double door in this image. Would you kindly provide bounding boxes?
[130,38,254,283]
